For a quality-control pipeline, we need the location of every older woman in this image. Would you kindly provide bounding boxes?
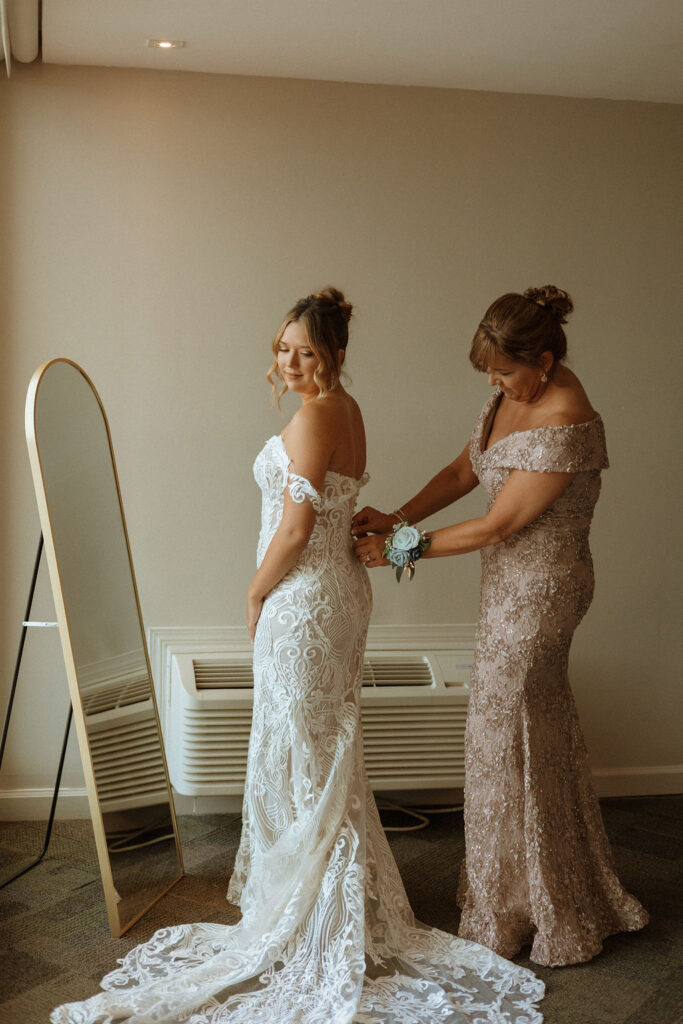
[352,285,648,967]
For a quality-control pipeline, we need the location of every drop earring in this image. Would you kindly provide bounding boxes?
[540,371,548,383]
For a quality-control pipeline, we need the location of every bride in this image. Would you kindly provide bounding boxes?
[52,288,544,1024]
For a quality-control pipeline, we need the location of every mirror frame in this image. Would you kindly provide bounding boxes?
[25,357,184,936]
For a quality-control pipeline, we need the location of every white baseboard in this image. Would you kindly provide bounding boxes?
[172,794,244,815]
[0,787,246,821]
[592,764,683,798]
[0,787,92,820]
[2,766,681,820]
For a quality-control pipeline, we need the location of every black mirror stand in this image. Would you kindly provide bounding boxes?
[0,535,73,889]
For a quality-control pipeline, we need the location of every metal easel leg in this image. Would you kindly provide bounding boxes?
[0,535,44,769]
[0,535,73,889]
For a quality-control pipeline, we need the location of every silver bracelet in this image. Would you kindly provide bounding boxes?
[391,508,408,524]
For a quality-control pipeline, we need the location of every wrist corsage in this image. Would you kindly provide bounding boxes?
[383,520,432,583]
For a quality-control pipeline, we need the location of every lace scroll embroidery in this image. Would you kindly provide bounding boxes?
[286,471,323,511]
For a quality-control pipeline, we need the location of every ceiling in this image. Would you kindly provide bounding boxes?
[2,0,683,103]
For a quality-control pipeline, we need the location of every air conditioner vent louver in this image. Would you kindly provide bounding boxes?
[362,657,433,686]
[193,655,434,690]
[77,651,169,813]
[166,643,473,796]
[194,660,253,689]
[81,677,151,715]
[88,708,168,812]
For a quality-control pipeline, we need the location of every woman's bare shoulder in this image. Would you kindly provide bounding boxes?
[341,391,365,430]
[285,400,334,441]
[544,371,596,426]
[285,393,356,440]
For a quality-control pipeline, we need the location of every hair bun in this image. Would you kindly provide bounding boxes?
[523,285,573,324]
[312,286,353,325]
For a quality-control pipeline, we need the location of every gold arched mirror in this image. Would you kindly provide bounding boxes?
[25,358,183,936]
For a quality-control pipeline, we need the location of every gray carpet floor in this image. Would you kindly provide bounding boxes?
[0,795,681,1023]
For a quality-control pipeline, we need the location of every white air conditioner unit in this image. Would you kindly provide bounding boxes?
[87,703,170,813]
[79,650,170,813]
[162,636,474,796]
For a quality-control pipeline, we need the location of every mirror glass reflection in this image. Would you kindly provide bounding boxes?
[29,359,183,933]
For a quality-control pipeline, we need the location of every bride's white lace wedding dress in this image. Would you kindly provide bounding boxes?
[52,434,544,1024]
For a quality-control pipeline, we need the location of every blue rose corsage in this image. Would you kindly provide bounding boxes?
[382,520,432,583]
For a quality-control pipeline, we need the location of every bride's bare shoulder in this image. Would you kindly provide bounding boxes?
[340,391,365,429]
[285,396,341,442]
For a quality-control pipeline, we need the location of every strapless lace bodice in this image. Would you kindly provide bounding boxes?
[254,434,368,569]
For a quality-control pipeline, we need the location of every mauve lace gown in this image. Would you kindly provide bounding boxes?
[457,391,648,967]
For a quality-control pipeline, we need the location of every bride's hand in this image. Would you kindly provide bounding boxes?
[247,590,264,643]
[351,506,397,537]
[353,533,390,568]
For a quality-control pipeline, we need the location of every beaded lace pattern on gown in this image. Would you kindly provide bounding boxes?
[457,391,648,967]
[52,431,544,1023]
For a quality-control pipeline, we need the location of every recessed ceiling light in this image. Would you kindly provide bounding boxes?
[147,40,186,50]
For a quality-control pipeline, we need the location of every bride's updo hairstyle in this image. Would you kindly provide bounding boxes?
[268,286,353,403]
[469,285,574,377]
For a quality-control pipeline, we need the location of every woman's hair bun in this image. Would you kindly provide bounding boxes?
[523,285,573,324]
[312,286,353,325]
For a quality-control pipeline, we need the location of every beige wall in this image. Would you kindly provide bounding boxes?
[1,63,681,809]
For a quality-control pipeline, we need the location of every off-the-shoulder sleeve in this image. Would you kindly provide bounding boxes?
[286,471,323,511]
[489,418,609,474]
